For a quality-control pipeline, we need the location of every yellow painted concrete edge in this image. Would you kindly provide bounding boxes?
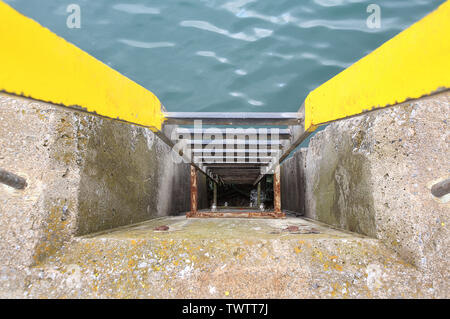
[304,1,450,132]
[0,1,164,131]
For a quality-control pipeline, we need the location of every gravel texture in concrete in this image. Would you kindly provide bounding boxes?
[2,217,440,298]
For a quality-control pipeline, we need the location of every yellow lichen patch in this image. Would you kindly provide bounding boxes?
[334,264,343,272]
[330,283,342,298]
[127,259,137,268]
[312,249,324,262]
[294,246,302,254]
[33,199,75,264]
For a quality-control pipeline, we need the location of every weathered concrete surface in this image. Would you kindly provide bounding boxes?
[281,148,307,215]
[196,172,208,211]
[0,93,203,277]
[1,90,447,298]
[295,91,449,295]
[76,112,193,236]
[1,217,439,298]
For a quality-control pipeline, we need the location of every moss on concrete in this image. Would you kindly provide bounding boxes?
[76,118,161,235]
[310,124,376,237]
[0,93,200,268]
[301,91,449,295]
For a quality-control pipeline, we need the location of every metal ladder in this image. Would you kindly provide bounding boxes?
[160,105,311,218]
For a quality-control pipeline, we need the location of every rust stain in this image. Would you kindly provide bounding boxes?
[154,225,169,231]
[284,225,299,232]
[273,165,281,213]
[186,211,285,219]
[189,165,198,215]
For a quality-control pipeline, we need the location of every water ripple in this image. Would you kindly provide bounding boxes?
[7,0,444,116]
[118,39,175,49]
[235,69,247,76]
[221,0,294,25]
[266,52,294,60]
[229,91,264,107]
[313,0,365,8]
[196,51,229,64]
[112,3,160,15]
[301,52,350,68]
[180,20,272,42]
[298,18,373,31]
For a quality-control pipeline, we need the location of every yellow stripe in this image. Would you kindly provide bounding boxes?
[304,1,450,132]
[0,2,164,131]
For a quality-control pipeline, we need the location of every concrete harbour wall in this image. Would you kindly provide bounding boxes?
[0,91,448,298]
[281,91,449,292]
[0,93,203,267]
[281,148,307,215]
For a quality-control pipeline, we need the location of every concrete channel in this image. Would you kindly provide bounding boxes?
[0,90,448,298]
[0,1,449,298]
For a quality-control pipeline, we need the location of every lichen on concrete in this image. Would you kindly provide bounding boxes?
[1,91,448,298]
[283,91,449,296]
[0,93,204,296]
[17,217,442,298]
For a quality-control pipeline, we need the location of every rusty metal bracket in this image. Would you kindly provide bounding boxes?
[190,165,198,215]
[186,210,285,219]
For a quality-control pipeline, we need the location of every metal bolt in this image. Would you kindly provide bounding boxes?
[431,178,450,198]
[0,168,27,190]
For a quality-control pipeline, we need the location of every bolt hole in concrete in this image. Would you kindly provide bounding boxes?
[270,225,320,235]
[154,225,170,231]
